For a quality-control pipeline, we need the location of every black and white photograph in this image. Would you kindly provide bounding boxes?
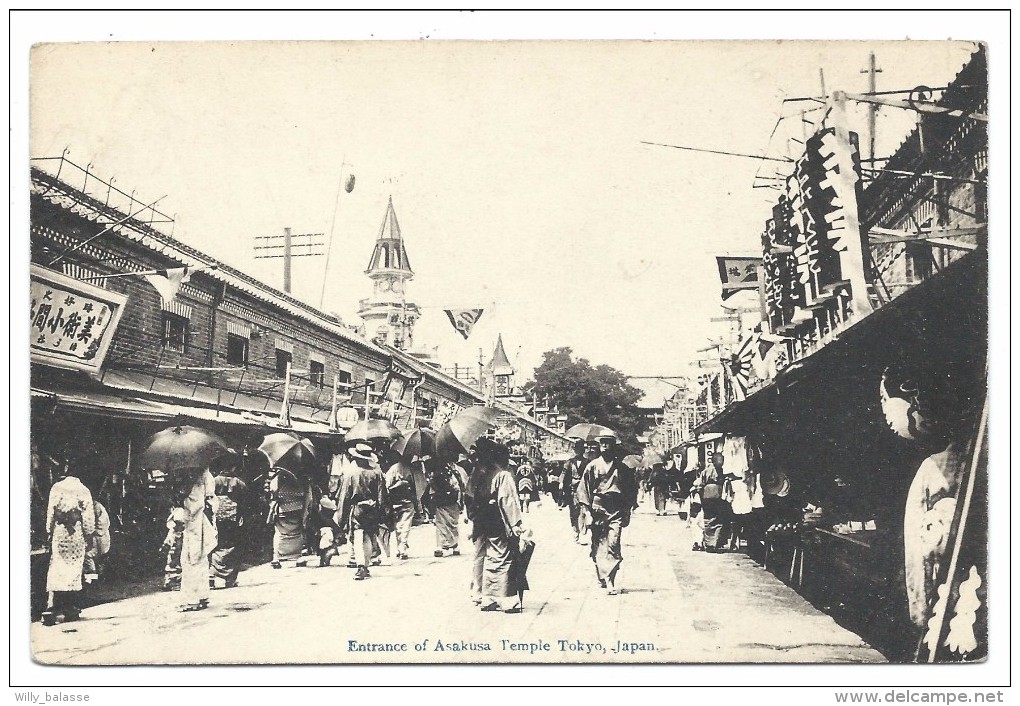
[10,8,1010,698]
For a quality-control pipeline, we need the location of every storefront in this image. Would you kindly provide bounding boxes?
[696,251,987,661]
[29,364,340,617]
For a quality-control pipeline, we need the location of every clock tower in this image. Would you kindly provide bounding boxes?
[357,196,420,349]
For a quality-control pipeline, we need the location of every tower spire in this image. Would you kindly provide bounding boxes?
[358,197,419,350]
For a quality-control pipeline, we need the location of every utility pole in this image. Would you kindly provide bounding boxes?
[253,227,325,294]
[860,52,883,162]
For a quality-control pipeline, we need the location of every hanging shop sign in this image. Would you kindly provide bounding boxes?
[717,256,762,300]
[377,373,409,422]
[30,264,128,374]
[761,125,871,338]
[429,398,462,431]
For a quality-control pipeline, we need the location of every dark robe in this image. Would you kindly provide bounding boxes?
[576,456,638,582]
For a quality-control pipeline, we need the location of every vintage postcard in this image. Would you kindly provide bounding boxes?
[18,17,998,682]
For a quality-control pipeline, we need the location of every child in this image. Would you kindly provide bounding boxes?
[161,507,185,591]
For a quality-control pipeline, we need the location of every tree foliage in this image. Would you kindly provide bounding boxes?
[523,347,647,452]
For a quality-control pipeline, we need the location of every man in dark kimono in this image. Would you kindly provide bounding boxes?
[576,432,638,595]
[335,440,391,580]
[465,438,528,613]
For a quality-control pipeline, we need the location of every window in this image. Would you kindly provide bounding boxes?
[309,360,325,388]
[226,333,249,366]
[905,242,932,283]
[364,377,376,405]
[275,348,293,378]
[162,313,188,353]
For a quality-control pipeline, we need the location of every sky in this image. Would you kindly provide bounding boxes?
[25,17,980,384]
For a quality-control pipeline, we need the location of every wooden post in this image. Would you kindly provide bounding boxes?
[280,360,292,427]
[283,227,292,294]
[860,52,882,163]
[829,90,874,319]
[329,374,339,432]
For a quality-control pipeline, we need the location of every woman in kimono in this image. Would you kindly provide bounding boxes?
[423,461,463,558]
[696,453,731,553]
[465,438,528,613]
[178,468,218,612]
[576,433,638,595]
[42,464,96,625]
[210,456,249,589]
[267,466,311,569]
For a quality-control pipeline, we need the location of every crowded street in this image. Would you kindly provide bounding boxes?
[31,496,883,665]
[17,18,1001,703]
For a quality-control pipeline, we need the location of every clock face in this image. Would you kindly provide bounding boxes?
[378,279,392,293]
[392,280,404,294]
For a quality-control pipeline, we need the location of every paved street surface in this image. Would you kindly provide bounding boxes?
[31,498,885,665]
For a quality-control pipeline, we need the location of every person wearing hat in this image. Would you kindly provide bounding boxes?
[335,439,392,580]
[576,431,639,595]
[465,437,529,613]
[41,457,96,626]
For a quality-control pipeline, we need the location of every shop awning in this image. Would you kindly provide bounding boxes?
[31,387,178,421]
[99,370,347,433]
[694,251,986,437]
[32,383,343,436]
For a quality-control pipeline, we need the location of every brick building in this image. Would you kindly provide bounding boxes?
[29,158,568,611]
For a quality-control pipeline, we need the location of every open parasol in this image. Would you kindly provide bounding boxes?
[584,424,619,442]
[641,448,667,469]
[564,423,598,440]
[259,432,317,473]
[621,454,642,470]
[436,406,500,460]
[346,418,402,444]
[138,425,230,477]
[391,428,436,460]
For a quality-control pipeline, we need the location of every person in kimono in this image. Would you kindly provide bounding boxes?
[465,438,528,613]
[335,440,391,580]
[646,460,672,516]
[560,439,593,544]
[41,463,96,626]
[83,497,111,585]
[384,455,419,561]
[576,432,639,595]
[423,461,463,557]
[267,466,311,569]
[210,456,249,589]
[516,461,537,514]
[178,468,218,612]
[695,453,731,553]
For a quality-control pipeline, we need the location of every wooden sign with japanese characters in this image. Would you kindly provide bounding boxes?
[29,264,128,374]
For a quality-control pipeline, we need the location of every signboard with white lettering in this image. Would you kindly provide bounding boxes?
[30,264,128,374]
